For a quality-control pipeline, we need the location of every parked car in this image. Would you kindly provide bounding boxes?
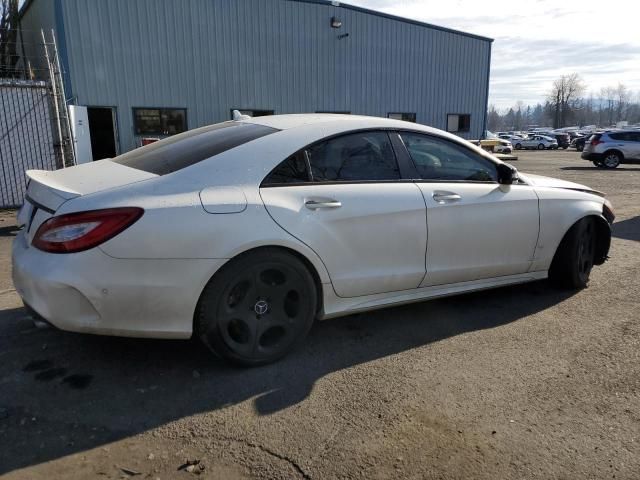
[12,114,613,366]
[477,131,512,153]
[551,132,571,149]
[581,130,640,168]
[513,135,558,150]
[571,135,587,152]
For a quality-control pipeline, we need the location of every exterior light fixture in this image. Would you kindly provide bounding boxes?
[331,16,342,28]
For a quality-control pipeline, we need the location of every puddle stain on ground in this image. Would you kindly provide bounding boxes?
[22,359,53,372]
[62,374,94,389]
[34,368,68,381]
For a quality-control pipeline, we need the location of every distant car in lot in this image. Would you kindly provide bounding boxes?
[513,135,558,150]
[12,114,613,365]
[477,131,512,153]
[571,135,587,152]
[581,130,640,168]
[550,132,571,149]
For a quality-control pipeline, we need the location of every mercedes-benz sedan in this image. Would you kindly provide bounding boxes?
[12,114,613,365]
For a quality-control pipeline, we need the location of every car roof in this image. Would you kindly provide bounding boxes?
[242,113,426,132]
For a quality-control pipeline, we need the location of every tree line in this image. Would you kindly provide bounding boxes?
[487,73,640,132]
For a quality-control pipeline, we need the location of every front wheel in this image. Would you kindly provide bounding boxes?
[549,218,596,289]
[537,144,545,150]
[197,249,317,366]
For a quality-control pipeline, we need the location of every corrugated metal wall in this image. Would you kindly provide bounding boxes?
[54,0,490,152]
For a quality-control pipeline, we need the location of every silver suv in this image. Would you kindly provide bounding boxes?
[581,130,640,168]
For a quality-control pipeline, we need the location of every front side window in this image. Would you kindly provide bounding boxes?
[307,131,400,182]
[133,108,187,135]
[447,114,471,133]
[400,132,497,182]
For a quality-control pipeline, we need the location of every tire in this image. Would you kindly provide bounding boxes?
[196,249,317,366]
[515,143,522,150]
[549,218,596,289]
[602,151,621,169]
[576,145,584,152]
[537,144,545,150]
[562,146,568,150]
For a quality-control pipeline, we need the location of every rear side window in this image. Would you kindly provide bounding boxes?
[111,122,278,175]
[307,131,400,181]
[609,132,638,141]
[262,131,401,185]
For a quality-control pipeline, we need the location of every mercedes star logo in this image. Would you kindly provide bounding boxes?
[254,300,269,315]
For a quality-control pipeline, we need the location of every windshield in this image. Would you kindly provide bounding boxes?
[111,121,278,175]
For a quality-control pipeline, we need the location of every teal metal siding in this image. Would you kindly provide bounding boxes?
[51,0,491,151]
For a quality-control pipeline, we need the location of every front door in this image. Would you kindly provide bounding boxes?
[398,132,540,286]
[260,131,427,298]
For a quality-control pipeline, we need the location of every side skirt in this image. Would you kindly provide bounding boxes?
[319,271,548,320]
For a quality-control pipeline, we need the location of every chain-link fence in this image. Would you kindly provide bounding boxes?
[0,29,74,208]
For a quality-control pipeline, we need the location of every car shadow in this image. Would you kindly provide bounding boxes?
[0,281,574,474]
[612,216,640,242]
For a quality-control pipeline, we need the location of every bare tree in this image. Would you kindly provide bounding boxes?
[600,86,616,126]
[547,73,586,128]
[0,0,20,78]
[615,83,630,122]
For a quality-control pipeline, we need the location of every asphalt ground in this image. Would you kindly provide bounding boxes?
[0,148,638,479]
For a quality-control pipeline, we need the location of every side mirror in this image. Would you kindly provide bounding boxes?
[497,163,518,185]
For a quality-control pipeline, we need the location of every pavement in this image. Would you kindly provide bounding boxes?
[0,149,639,479]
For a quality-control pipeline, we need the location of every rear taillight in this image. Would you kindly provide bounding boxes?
[591,139,603,146]
[33,207,143,253]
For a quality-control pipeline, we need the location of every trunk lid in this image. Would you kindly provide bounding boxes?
[18,160,157,243]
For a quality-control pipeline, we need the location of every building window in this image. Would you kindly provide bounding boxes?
[231,109,274,118]
[315,111,351,114]
[388,112,416,122]
[447,114,471,133]
[133,108,187,135]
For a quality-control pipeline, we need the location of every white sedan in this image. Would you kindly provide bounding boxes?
[513,135,559,150]
[12,114,613,365]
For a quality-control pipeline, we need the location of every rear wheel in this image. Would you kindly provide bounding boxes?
[549,218,596,289]
[576,144,584,152]
[515,143,522,150]
[537,144,545,150]
[603,151,621,169]
[197,249,317,366]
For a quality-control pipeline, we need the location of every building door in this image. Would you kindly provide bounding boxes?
[87,107,118,160]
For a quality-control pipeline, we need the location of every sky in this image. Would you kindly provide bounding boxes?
[348,0,640,110]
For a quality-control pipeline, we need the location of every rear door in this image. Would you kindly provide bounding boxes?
[398,132,540,286]
[260,130,427,298]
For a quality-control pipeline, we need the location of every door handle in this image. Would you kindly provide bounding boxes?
[432,192,461,203]
[305,200,342,209]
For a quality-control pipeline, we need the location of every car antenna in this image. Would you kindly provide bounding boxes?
[232,110,251,121]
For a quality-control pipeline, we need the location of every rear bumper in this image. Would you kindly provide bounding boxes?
[11,231,226,339]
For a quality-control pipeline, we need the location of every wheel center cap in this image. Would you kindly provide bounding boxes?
[254,300,269,315]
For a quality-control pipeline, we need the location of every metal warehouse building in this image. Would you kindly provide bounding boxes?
[19,0,492,159]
